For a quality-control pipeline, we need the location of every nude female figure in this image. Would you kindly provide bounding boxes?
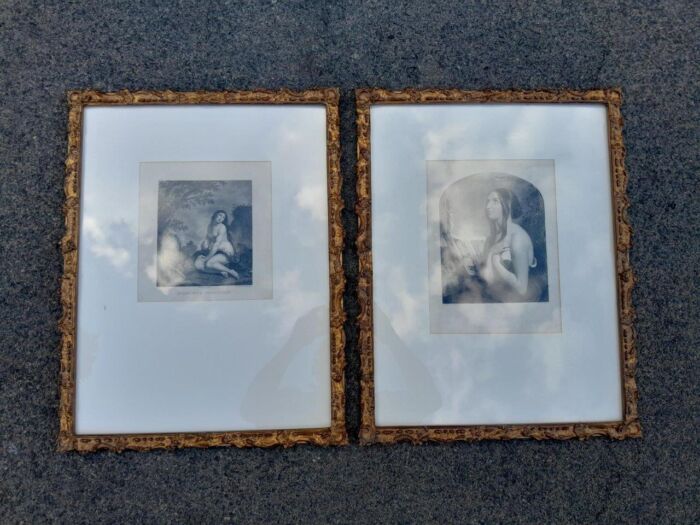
[477,189,536,301]
[194,210,239,279]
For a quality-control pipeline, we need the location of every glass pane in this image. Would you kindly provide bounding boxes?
[75,105,331,434]
[370,103,622,426]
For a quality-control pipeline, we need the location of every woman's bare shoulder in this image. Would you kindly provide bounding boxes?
[509,223,533,248]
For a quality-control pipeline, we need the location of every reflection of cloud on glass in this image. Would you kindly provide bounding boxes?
[569,234,616,303]
[205,309,220,322]
[271,270,324,336]
[241,305,329,427]
[505,105,598,158]
[423,334,569,425]
[272,110,329,254]
[435,301,560,334]
[532,344,564,392]
[374,214,428,338]
[274,109,326,186]
[374,307,441,425]
[506,107,545,152]
[281,127,303,145]
[385,267,421,339]
[424,122,470,159]
[427,347,482,423]
[83,216,134,276]
[295,184,327,222]
[421,108,522,160]
[373,211,399,251]
[145,262,156,284]
[418,105,602,163]
[156,233,187,286]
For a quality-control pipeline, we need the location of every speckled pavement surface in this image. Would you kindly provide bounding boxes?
[1,1,698,523]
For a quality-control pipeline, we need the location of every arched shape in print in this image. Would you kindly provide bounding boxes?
[439,173,548,304]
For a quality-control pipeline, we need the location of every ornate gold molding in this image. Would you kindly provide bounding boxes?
[355,88,641,444]
[58,89,346,452]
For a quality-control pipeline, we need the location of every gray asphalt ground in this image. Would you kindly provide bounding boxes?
[1,1,698,523]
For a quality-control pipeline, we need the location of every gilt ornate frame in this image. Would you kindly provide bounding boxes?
[59,89,346,452]
[355,88,641,444]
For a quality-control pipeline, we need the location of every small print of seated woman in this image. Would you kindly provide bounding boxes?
[472,188,537,302]
[194,210,239,279]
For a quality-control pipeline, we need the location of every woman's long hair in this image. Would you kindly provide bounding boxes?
[485,188,522,249]
[207,210,229,238]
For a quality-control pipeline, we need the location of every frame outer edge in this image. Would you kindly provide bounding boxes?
[57,89,348,452]
[355,88,641,444]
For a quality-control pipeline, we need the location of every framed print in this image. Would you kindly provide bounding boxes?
[356,88,640,443]
[137,162,273,302]
[58,89,346,451]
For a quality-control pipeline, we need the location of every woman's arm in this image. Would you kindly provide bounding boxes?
[492,234,530,296]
